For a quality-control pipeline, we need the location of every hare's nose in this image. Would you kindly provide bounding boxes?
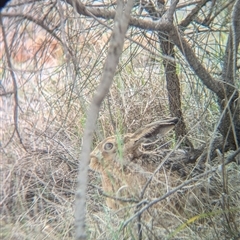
[90,150,102,162]
[89,150,104,171]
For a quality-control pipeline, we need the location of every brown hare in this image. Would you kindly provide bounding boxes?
[89,118,240,239]
[89,117,186,210]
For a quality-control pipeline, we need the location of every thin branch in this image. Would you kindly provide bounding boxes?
[140,139,184,199]
[74,0,135,239]
[176,0,203,10]
[206,0,235,26]
[122,148,240,228]
[1,13,62,42]
[90,184,139,204]
[1,13,74,57]
[224,147,240,165]
[180,0,209,28]
[163,0,179,23]
[232,0,240,79]
[0,13,26,149]
[66,0,171,32]
[0,91,14,96]
[123,169,215,228]
[168,26,224,99]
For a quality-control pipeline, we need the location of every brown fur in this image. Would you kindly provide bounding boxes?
[89,117,181,210]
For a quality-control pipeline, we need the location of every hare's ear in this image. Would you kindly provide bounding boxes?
[131,117,178,142]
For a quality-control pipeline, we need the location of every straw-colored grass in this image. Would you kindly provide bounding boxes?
[1,1,240,239]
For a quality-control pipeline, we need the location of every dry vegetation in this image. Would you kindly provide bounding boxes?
[0,0,240,239]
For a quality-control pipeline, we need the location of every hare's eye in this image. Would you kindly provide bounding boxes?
[104,142,114,151]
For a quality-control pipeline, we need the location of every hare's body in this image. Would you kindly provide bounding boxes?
[90,118,185,209]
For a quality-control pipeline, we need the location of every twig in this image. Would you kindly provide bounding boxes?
[140,139,184,199]
[0,91,14,96]
[180,0,209,28]
[0,13,27,150]
[123,147,240,228]
[1,12,74,57]
[90,184,139,204]
[224,148,240,165]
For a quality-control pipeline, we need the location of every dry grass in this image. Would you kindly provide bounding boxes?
[1,1,240,239]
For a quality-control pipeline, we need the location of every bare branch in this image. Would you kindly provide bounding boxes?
[1,13,74,56]
[180,0,209,28]
[224,148,240,165]
[0,91,14,96]
[168,26,225,99]
[206,0,235,26]
[163,0,178,23]
[65,0,172,32]
[90,184,139,204]
[74,0,135,239]
[232,0,240,79]
[218,0,240,148]
[0,13,26,149]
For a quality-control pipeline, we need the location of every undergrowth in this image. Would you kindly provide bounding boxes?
[1,1,240,239]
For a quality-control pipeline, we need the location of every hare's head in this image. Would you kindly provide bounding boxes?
[89,117,178,208]
[90,117,178,172]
